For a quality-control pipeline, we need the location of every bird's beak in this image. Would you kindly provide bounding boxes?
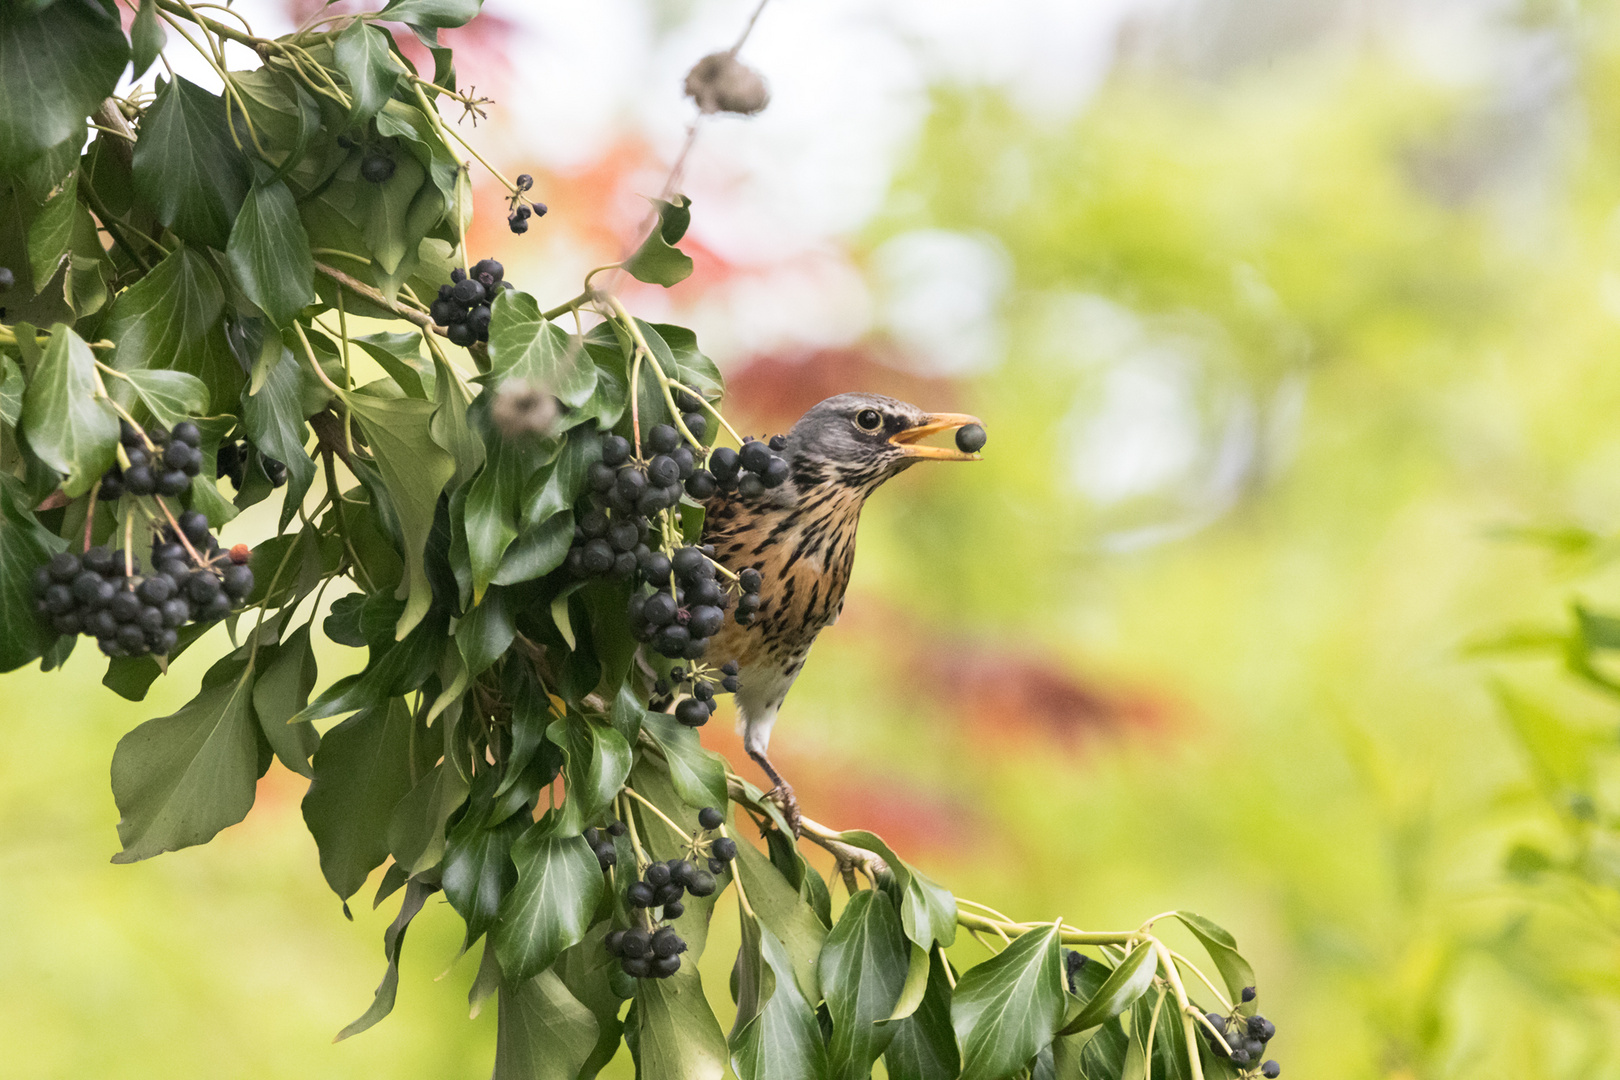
[888,413,984,460]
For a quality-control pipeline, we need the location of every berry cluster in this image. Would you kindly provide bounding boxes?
[654,660,740,728]
[508,173,547,234]
[216,440,287,492]
[31,513,253,657]
[602,806,737,981]
[1203,988,1279,1077]
[98,421,204,500]
[705,434,791,499]
[430,259,513,348]
[584,821,627,870]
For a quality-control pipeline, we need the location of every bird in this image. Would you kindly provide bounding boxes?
[701,392,982,832]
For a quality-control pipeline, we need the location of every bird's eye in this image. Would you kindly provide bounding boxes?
[855,409,882,432]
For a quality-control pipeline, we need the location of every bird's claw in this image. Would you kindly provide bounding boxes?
[766,783,802,838]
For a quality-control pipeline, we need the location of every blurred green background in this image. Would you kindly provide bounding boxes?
[7,0,1620,1076]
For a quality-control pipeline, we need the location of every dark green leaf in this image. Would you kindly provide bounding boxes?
[623,196,694,287]
[334,20,401,125]
[495,969,600,1080]
[0,2,127,171]
[133,76,253,248]
[121,368,208,431]
[388,758,470,875]
[640,710,728,810]
[130,0,165,79]
[251,624,320,778]
[301,697,417,900]
[1169,913,1256,1006]
[883,949,961,1080]
[227,179,316,326]
[347,390,456,638]
[110,660,259,863]
[0,479,65,672]
[240,344,315,530]
[632,955,729,1080]
[293,607,444,725]
[353,331,432,399]
[951,923,1067,1080]
[732,820,827,1002]
[487,291,598,407]
[821,888,910,1080]
[336,875,438,1040]
[375,0,484,29]
[20,323,118,497]
[1077,1020,1128,1080]
[546,713,633,831]
[431,351,483,492]
[732,916,831,1080]
[457,587,514,677]
[555,924,631,1079]
[1059,940,1156,1036]
[101,246,238,414]
[442,799,526,948]
[27,170,75,289]
[493,823,604,983]
[838,830,957,950]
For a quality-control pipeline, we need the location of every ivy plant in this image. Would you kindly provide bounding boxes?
[0,3,1279,1078]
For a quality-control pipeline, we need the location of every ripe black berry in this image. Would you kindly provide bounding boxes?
[698,806,723,830]
[1261,1062,1280,1078]
[711,837,737,862]
[955,423,986,454]
[648,424,681,455]
[620,928,651,957]
[675,697,709,727]
[684,869,716,897]
[663,900,684,919]
[644,862,671,887]
[627,882,655,908]
[1241,986,1256,1003]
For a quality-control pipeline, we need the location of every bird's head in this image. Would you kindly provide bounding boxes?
[785,393,983,492]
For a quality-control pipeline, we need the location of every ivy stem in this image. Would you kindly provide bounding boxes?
[724,825,758,919]
[618,792,651,872]
[1143,987,1166,1080]
[123,513,136,577]
[322,449,375,592]
[78,175,154,273]
[1168,949,1233,1014]
[938,944,957,990]
[313,261,441,333]
[82,483,100,552]
[542,290,595,322]
[1154,941,1208,1080]
[956,896,1020,925]
[606,295,702,450]
[152,496,209,567]
[335,289,355,455]
[1187,1008,1234,1054]
[411,81,519,196]
[294,323,353,457]
[621,786,689,842]
[669,377,745,446]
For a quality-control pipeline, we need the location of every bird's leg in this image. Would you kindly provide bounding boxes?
[747,746,802,837]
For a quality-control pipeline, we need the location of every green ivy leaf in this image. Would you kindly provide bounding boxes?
[555,924,632,1078]
[883,949,961,1080]
[240,343,315,530]
[837,830,958,950]
[652,323,724,402]
[0,2,127,171]
[493,823,605,983]
[250,625,320,778]
[442,784,527,948]
[1077,1019,1128,1080]
[19,323,118,497]
[821,888,910,1080]
[546,714,633,831]
[388,758,471,875]
[100,246,238,414]
[731,820,827,1003]
[133,76,253,248]
[227,179,316,327]
[1,357,24,427]
[110,660,260,863]
[1057,939,1156,1036]
[120,368,209,431]
[334,19,401,125]
[130,0,166,79]
[731,916,831,1080]
[494,969,600,1080]
[632,954,729,1080]
[487,291,599,407]
[347,391,457,639]
[0,479,64,672]
[301,697,417,901]
[375,0,485,29]
[457,587,515,677]
[353,332,433,399]
[950,923,1066,1080]
[623,196,695,287]
[640,711,728,810]
[26,170,76,289]
[1169,913,1256,1006]
[335,875,439,1041]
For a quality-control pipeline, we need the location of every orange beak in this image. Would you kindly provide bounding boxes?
[888,412,984,461]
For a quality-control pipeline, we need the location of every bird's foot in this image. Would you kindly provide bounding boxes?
[766,783,802,838]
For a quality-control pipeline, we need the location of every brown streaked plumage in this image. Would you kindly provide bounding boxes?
[702,392,980,831]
